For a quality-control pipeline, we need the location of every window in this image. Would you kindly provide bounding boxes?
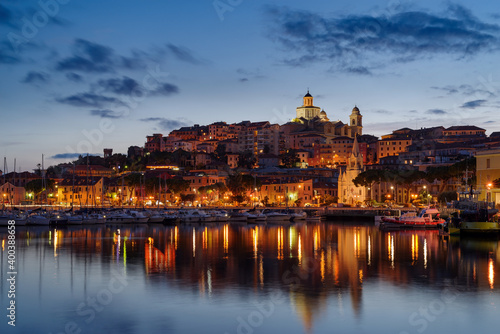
[487,159,491,169]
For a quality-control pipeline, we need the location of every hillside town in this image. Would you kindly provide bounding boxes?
[2,91,500,209]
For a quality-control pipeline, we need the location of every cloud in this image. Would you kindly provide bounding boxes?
[267,4,500,71]
[426,109,447,115]
[461,99,487,109]
[374,109,392,114]
[55,39,172,73]
[97,76,142,95]
[344,66,372,75]
[236,68,266,82]
[149,83,179,96]
[167,44,203,64]
[56,93,126,108]
[0,4,14,27]
[96,75,179,97]
[90,109,123,119]
[0,43,21,64]
[56,39,115,72]
[51,153,87,159]
[484,120,495,124]
[21,71,50,84]
[431,84,496,98]
[66,72,83,82]
[140,117,190,130]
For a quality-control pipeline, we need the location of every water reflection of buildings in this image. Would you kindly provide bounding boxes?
[142,223,499,333]
[1,223,498,333]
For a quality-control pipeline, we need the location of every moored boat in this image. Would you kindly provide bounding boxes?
[262,209,291,224]
[380,208,444,229]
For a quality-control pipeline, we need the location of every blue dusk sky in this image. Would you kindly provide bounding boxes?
[1,0,500,171]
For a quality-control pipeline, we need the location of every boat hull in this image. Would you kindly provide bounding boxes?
[460,221,500,234]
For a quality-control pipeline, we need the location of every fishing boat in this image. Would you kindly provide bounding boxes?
[380,208,444,229]
[457,208,500,234]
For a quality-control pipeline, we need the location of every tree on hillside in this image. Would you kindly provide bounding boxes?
[214,144,227,163]
[280,149,300,168]
[227,173,258,196]
[426,158,475,193]
[25,179,55,202]
[165,178,191,195]
[237,151,256,169]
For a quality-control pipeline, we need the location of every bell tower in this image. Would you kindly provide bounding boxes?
[349,106,363,136]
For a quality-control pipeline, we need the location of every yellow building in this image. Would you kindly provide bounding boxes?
[57,177,104,207]
[476,149,500,205]
[377,138,412,161]
[260,179,314,206]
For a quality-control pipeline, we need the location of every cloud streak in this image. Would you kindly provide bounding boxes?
[267,4,500,72]
[21,71,50,84]
[461,99,487,109]
[140,117,190,131]
[56,93,126,108]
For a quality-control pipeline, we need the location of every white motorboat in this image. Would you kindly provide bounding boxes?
[178,209,212,223]
[262,209,291,224]
[91,213,106,224]
[209,210,229,222]
[47,212,68,225]
[106,211,135,223]
[0,212,28,226]
[128,210,150,223]
[146,211,165,223]
[67,214,83,225]
[28,213,50,226]
[162,211,179,224]
[245,210,267,223]
[229,210,248,223]
[289,210,307,221]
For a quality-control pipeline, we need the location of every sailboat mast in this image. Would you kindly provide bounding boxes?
[86,154,89,209]
[72,163,75,210]
[13,158,16,206]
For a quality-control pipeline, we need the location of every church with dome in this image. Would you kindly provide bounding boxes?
[281,91,363,149]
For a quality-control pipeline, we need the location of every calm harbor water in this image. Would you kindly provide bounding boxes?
[1,221,499,334]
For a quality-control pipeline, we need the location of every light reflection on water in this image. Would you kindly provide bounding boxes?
[1,222,499,334]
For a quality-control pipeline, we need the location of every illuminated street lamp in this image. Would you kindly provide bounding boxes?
[487,183,493,203]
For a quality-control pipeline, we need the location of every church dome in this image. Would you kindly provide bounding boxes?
[319,109,329,121]
[304,90,312,98]
[352,106,360,114]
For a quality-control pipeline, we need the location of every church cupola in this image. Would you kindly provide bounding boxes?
[303,90,313,107]
[296,90,321,120]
